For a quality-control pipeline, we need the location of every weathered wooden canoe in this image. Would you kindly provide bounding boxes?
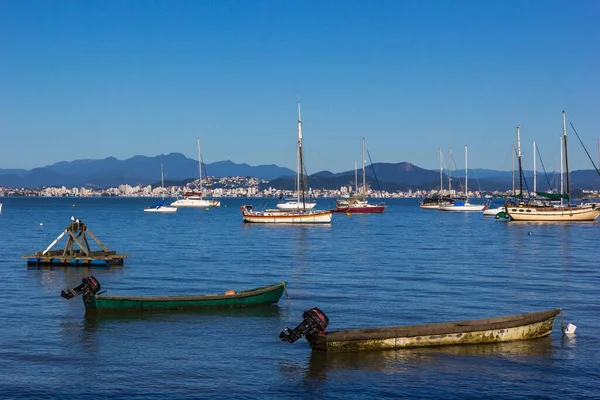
[61,276,287,313]
[280,308,561,352]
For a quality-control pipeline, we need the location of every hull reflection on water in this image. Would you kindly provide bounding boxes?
[305,337,554,380]
[83,304,282,332]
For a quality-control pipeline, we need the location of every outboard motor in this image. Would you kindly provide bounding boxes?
[61,276,101,300]
[279,307,329,343]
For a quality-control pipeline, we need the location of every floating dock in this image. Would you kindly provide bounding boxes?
[23,219,129,267]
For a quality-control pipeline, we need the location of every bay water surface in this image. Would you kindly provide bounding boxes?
[0,197,598,399]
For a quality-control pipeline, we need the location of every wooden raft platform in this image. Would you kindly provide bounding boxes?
[23,220,129,266]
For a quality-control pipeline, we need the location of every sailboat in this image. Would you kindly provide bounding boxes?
[439,145,485,212]
[420,148,455,209]
[144,164,178,213]
[241,101,333,224]
[170,139,221,208]
[333,137,387,213]
[275,127,317,211]
[502,112,600,222]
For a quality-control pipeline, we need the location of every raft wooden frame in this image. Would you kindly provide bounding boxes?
[23,221,129,266]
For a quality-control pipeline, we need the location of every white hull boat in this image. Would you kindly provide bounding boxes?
[438,146,483,212]
[276,200,316,210]
[145,164,177,214]
[171,197,221,208]
[439,202,485,212]
[172,139,220,208]
[483,206,506,216]
[144,204,178,213]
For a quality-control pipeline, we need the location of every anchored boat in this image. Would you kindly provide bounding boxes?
[242,101,332,224]
[280,308,561,352]
[61,276,287,313]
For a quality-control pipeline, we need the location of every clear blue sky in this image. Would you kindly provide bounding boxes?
[1,1,598,173]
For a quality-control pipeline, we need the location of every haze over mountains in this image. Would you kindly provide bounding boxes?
[0,153,598,191]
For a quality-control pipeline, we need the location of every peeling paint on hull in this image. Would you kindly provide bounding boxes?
[308,309,560,353]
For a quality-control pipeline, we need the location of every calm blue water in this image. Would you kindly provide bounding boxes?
[0,197,598,399]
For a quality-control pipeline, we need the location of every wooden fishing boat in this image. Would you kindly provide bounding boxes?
[242,101,332,224]
[280,308,561,352]
[61,276,287,313]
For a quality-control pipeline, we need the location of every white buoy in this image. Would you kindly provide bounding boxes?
[40,223,43,226]
[564,323,577,335]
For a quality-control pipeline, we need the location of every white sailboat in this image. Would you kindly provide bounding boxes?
[144,164,178,213]
[241,101,333,224]
[170,139,221,208]
[439,145,485,212]
[503,112,600,221]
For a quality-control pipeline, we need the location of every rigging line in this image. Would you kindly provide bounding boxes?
[366,149,384,198]
[534,144,553,190]
[569,121,600,177]
[450,150,465,194]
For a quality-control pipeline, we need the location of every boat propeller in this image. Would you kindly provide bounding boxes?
[61,276,101,300]
[279,307,329,344]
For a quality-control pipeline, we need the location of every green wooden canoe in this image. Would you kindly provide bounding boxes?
[61,277,287,313]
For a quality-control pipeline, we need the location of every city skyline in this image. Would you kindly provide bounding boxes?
[1,2,599,172]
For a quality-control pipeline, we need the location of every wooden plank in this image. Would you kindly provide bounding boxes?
[85,228,110,252]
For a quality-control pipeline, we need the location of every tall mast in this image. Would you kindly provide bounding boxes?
[197,138,202,192]
[448,147,452,194]
[362,137,366,199]
[562,110,570,207]
[297,101,305,206]
[439,148,443,193]
[516,126,522,198]
[512,143,515,196]
[560,135,564,206]
[161,163,165,200]
[464,145,468,201]
[354,161,358,195]
[533,140,537,196]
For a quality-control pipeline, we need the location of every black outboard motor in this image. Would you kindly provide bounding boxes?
[279,307,329,343]
[61,276,101,300]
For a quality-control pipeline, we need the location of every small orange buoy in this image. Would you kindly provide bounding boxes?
[346,212,351,216]
[225,290,236,295]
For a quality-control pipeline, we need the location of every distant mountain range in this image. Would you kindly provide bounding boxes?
[1,153,599,191]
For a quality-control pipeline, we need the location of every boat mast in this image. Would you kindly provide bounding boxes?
[512,143,515,197]
[517,126,523,200]
[161,163,165,201]
[297,101,305,206]
[560,135,564,206]
[448,147,452,194]
[354,161,358,195]
[464,145,468,201]
[362,137,366,199]
[533,140,537,196]
[439,148,443,194]
[197,138,203,192]
[562,110,570,207]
